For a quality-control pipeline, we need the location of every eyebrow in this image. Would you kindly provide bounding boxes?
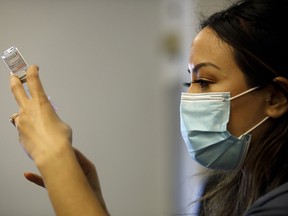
[188,62,221,73]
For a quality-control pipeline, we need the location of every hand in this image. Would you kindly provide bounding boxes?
[9,65,72,163]
[10,65,109,215]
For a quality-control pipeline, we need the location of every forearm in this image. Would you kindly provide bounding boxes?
[36,144,109,216]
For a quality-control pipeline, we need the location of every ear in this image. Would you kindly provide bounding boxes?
[266,76,288,118]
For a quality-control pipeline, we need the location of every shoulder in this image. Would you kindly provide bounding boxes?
[245,182,288,215]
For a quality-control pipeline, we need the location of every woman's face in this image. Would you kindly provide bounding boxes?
[187,27,268,137]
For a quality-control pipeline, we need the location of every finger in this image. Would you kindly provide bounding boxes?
[9,113,19,127]
[10,74,29,107]
[24,172,45,188]
[25,65,49,101]
[73,148,94,176]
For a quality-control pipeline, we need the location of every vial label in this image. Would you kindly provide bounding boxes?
[1,46,28,78]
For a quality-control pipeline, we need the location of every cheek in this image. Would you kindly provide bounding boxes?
[227,103,246,137]
[228,97,267,137]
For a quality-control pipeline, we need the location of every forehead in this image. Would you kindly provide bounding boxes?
[189,27,237,72]
[188,27,249,93]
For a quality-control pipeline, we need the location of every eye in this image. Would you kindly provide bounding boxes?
[192,79,210,88]
[182,82,192,87]
[182,79,211,88]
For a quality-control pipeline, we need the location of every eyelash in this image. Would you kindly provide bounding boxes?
[183,79,210,88]
[183,82,192,87]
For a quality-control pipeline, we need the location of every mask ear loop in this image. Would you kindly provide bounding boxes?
[229,86,269,138]
[230,86,260,101]
[239,116,269,138]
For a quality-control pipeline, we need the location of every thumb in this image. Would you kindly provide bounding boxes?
[24,172,45,188]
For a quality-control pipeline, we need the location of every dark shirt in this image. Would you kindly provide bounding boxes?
[245,181,288,215]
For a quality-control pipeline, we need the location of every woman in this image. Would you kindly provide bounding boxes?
[180,0,288,215]
[9,0,288,215]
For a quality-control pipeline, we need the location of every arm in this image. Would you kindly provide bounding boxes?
[10,65,109,216]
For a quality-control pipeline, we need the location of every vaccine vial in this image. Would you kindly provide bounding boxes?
[1,46,57,110]
[1,46,28,82]
[1,46,31,98]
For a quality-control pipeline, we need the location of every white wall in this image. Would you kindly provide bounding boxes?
[0,0,229,215]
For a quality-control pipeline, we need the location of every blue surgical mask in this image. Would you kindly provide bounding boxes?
[180,87,269,170]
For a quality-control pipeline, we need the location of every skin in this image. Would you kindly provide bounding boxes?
[10,66,109,216]
[187,27,288,140]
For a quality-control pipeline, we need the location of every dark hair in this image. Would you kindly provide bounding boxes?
[196,0,288,215]
[201,0,288,87]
